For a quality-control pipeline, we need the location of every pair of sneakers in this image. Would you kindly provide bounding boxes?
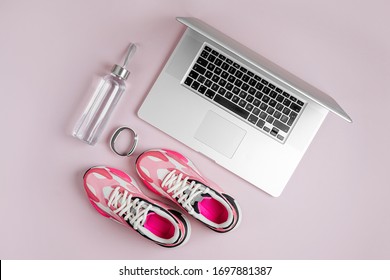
[83,149,241,248]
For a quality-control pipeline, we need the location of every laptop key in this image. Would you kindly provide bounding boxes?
[276,103,284,111]
[205,89,216,99]
[218,78,226,87]
[197,57,208,67]
[234,79,243,87]
[241,83,249,91]
[276,95,285,104]
[249,78,257,86]
[200,50,208,58]
[184,77,193,86]
[280,115,288,123]
[197,76,206,84]
[248,114,258,125]
[255,83,264,90]
[235,70,243,79]
[262,87,271,94]
[228,66,236,74]
[253,108,261,116]
[287,112,298,126]
[193,64,206,75]
[214,94,250,119]
[211,83,219,91]
[204,79,212,87]
[255,91,263,99]
[207,54,216,63]
[262,95,270,103]
[225,91,233,99]
[290,103,302,113]
[198,85,207,94]
[221,62,229,70]
[283,107,291,115]
[256,119,265,128]
[242,75,250,82]
[273,119,290,133]
[214,67,222,75]
[221,71,229,79]
[253,98,261,107]
[266,115,274,124]
[269,99,277,107]
[239,91,247,99]
[259,111,267,120]
[233,86,240,95]
[271,127,279,136]
[189,70,199,79]
[245,103,254,112]
[238,99,247,108]
[260,103,268,111]
[273,111,281,119]
[246,95,254,103]
[248,87,256,95]
[191,81,200,90]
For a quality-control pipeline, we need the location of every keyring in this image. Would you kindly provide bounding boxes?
[110,126,138,157]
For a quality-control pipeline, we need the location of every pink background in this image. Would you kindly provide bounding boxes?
[1,0,389,259]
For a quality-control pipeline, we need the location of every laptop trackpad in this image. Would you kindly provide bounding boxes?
[194,111,246,158]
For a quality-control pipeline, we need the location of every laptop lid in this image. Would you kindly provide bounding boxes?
[177,17,352,123]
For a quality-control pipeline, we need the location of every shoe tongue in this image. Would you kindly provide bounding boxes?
[184,179,210,209]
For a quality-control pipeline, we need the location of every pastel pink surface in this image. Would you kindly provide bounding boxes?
[1,0,389,259]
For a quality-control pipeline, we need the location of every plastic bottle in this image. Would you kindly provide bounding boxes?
[72,43,137,145]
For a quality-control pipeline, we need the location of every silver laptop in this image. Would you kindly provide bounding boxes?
[138,17,352,197]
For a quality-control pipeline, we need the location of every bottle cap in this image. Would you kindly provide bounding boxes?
[111,43,137,80]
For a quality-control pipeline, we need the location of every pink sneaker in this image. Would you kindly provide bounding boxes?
[136,149,241,233]
[83,166,190,247]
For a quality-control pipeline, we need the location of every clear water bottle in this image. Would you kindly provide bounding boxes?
[72,43,137,145]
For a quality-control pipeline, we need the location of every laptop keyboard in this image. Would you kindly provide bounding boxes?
[182,44,306,143]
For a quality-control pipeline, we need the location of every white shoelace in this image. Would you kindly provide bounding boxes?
[161,170,207,213]
[108,187,152,230]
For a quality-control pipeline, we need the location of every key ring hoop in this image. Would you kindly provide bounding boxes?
[110,126,138,157]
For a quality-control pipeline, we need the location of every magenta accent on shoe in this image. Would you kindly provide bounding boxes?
[164,149,189,165]
[148,151,169,162]
[93,168,113,180]
[136,155,154,183]
[90,200,111,218]
[84,183,100,202]
[144,212,175,239]
[108,167,132,183]
[198,197,228,224]
[141,179,161,195]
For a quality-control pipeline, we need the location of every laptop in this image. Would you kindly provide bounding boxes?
[138,17,352,197]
